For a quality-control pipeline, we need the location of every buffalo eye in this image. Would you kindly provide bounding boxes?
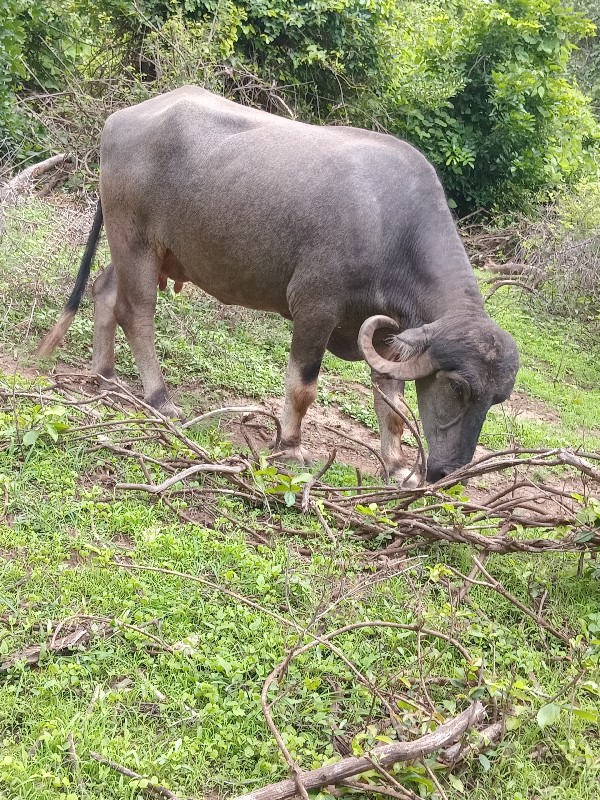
[449,379,464,398]
[448,375,472,401]
[436,370,472,401]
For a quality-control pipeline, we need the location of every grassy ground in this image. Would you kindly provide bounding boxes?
[0,197,599,800]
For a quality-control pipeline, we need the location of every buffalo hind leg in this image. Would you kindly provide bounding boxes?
[372,373,421,486]
[91,262,118,387]
[112,245,183,419]
[277,316,335,464]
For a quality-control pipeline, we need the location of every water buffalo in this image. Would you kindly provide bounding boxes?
[38,86,519,483]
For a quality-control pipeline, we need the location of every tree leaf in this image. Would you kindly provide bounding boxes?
[478,753,491,772]
[537,702,561,729]
[448,774,465,793]
[22,429,39,447]
[571,708,599,722]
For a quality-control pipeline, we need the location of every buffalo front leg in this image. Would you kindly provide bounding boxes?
[276,318,335,465]
[111,246,183,419]
[372,373,420,485]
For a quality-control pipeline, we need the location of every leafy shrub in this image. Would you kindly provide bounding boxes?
[380,0,599,211]
[0,0,86,168]
[2,0,600,213]
[572,0,600,115]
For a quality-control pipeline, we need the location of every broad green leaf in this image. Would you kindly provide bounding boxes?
[23,429,39,447]
[478,753,491,772]
[537,702,561,729]
[448,774,465,793]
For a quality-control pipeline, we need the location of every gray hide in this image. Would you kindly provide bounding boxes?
[39,86,519,483]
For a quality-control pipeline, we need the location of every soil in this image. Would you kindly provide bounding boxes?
[206,391,390,480]
[502,391,561,425]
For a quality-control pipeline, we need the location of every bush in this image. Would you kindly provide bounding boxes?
[2,0,599,214]
[572,0,600,115]
[525,177,600,326]
[380,0,599,212]
[0,0,86,169]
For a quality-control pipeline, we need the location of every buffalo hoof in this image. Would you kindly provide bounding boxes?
[156,400,185,420]
[273,443,315,468]
[92,371,118,392]
[388,465,422,488]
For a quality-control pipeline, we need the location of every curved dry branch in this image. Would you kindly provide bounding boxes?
[181,405,283,452]
[1,154,69,199]
[235,703,485,800]
[115,462,246,493]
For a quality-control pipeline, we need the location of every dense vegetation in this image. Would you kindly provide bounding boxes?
[1,0,600,211]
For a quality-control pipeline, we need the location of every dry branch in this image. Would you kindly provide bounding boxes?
[90,704,486,800]
[302,448,336,512]
[182,405,282,451]
[116,461,247,493]
[233,703,485,800]
[450,559,570,645]
[90,752,186,799]
[440,720,505,764]
[1,154,69,199]
[3,379,599,556]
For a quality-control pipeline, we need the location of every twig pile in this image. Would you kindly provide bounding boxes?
[2,374,599,558]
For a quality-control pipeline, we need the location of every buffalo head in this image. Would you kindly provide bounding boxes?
[359,314,519,483]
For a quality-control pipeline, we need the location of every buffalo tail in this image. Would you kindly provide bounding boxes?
[36,200,104,358]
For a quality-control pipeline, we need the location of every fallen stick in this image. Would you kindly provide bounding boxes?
[89,751,186,799]
[455,552,490,605]
[181,405,282,451]
[440,720,505,763]
[456,558,570,646]
[233,703,485,800]
[301,448,336,513]
[116,462,246,493]
[1,154,69,198]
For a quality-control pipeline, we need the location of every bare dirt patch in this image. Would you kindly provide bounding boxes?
[192,390,397,480]
[110,533,135,551]
[0,547,27,562]
[502,391,560,425]
[0,349,45,382]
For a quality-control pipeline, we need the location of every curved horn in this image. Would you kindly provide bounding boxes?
[358,315,437,380]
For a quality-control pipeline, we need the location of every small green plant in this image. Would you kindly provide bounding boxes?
[0,402,69,454]
[252,460,312,506]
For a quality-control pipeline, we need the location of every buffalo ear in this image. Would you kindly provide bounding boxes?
[387,323,436,361]
[358,316,438,381]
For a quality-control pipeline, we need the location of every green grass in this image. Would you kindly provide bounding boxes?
[0,198,599,800]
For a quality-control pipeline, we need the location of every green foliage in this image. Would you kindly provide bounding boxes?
[2,195,600,798]
[380,0,599,211]
[0,0,29,163]
[572,0,600,113]
[0,402,69,454]
[0,0,87,165]
[2,0,600,208]
[1,382,600,798]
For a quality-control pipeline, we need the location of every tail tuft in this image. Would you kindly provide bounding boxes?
[35,200,103,360]
[35,309,76,358]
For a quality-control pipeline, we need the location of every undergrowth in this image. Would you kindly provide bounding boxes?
[0,197,599,799]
